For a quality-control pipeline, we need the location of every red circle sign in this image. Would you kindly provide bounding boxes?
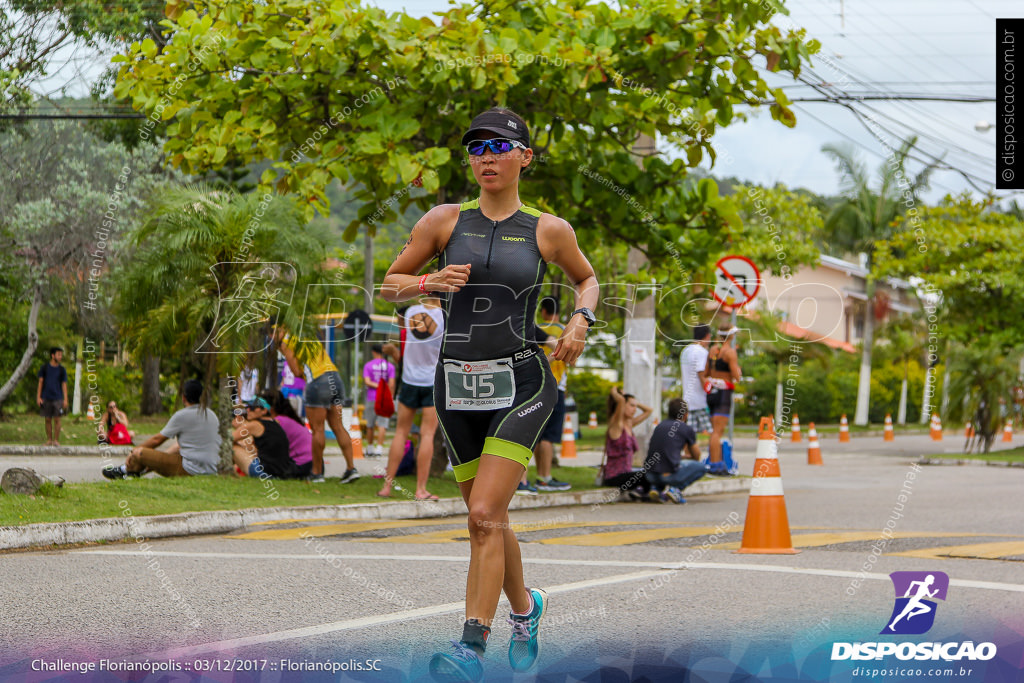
[712,255,761,307]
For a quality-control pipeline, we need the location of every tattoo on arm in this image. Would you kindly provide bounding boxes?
[397,236,412,258]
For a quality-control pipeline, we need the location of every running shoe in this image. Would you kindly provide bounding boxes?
[339,468,360,484]
[535,478,571,492]
[663,486,687,504]
[102,465,139,480]
[514,481,538,496]
[508,587,547,672]
[307,473,326,483]
[648,489,667,503]
[626,487,646,501]
[429,640,483,683]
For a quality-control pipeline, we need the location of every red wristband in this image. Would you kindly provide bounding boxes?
[418,274,428,293]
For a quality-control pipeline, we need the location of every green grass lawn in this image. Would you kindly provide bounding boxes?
[0,464,603,527]
[0,412,168,446]
[927,446,1024,463]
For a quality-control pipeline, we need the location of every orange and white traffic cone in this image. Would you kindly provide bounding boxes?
[1003,420,1013,442]
[930,414,943,441]
[838,414,851,442]
[86,403,96,421]
[807,421,823,466]
[791,414,802,442]
[348,415,364,459]
[305,418,313,433]
[883,414,895,441]
[560,414,577,459]
[737,417,799,555]
[588,411,598,428]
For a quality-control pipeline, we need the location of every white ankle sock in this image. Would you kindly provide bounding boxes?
[512,589,534,617]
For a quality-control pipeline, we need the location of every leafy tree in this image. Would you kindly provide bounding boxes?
[0,119,161,411]
[876,194,1024,450]
[821,136,937,425]
[116,184,332,470]
[113,0,819,287]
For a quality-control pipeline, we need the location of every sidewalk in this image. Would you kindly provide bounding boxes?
[0,474,751,551]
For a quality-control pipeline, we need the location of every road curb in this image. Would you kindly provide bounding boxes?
[0,445,133,457]
[0,477,750,552]
[916,457,1024,468]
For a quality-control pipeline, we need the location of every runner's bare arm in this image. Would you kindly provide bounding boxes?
[538,215,599,366]
[381,204,468,302]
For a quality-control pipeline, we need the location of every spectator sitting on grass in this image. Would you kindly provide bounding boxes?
[97,400,134,445]
[644,398,708,504]
[269,389,314,479]
[600,386,654,500]
[102,379,220,479]
[232,394,301,480]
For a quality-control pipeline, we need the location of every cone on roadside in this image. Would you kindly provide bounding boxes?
[86,403,96,421]
[560,414,577,459]
[588,411,598,428]
[807,421,823,466]
[883,414,895,441]
[348,414,364,459]
[1003,420,1013,442]
[791,414,802,442]
[737,417,799,555]
[838,414,851,442]
[305,418,313,433]
[965,422,975,438]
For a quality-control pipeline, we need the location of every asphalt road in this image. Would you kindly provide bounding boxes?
[1,439,1022,682]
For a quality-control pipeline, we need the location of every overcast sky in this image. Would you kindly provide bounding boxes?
[36,0,1010,204]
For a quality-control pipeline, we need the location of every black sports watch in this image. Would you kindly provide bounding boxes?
[571,307,597,328]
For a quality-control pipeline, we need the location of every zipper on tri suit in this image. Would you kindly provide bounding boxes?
[485,219,497,268]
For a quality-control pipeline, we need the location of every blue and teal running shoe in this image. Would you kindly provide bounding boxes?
[429,640,483,683]
[507,587,547,672]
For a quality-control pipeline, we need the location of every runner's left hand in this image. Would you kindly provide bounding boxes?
[551,316,588,366]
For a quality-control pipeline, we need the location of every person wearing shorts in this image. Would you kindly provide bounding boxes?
[362,344,396,457]
[707,325,742,465]
[680,324,713,437]
[380,107,599,682]
[276,330,358,483]
[37,347,68,446]
[377,296,444,500]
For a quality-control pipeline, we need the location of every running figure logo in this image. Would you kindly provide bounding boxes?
[881,571,949,635]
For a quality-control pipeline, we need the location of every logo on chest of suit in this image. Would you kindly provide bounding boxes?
[502,236,526,242]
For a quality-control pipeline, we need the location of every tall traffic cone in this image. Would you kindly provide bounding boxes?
[791,414,802,442]
[965,422,975,438]
[588,411,598,428]
[807,421,823,465]
[883,414,895,441]
[304,418,313,433]
[930,414,943,441]
[86,403,96,421]
[1003,420,1013,442]
[737,417,799,554]
[838,414,851,442]
[560,414,577,459]
[348,414,364,459]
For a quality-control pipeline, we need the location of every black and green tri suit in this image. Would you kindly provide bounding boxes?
[432,199,557,482]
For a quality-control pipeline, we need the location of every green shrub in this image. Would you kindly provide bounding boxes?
[567,370,615,422]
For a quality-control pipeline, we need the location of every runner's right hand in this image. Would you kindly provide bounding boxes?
[427,264,471,292]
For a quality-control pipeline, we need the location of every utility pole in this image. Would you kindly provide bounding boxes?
[621,133,660,458]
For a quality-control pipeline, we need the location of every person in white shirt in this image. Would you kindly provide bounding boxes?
[680,324,712,436]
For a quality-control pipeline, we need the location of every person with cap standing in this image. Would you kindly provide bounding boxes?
[380,107,599,682]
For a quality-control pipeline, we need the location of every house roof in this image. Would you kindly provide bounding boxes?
[778,320,857,353]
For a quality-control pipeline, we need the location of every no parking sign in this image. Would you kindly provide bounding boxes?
[712,255,761,307]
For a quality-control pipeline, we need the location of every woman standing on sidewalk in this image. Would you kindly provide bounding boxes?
[380,107,599,682]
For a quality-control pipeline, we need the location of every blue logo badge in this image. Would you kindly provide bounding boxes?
[881,571,949,635]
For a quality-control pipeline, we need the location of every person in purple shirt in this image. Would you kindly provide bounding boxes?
[269,390,314,479]
[362,344,396,457]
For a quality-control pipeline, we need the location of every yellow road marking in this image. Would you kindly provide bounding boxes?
[889,541,1024,560]
[538,525,743,547]
[231,519,452,541]
[717,531,986,551]
[249,518,352,526]
[356,521,679,544]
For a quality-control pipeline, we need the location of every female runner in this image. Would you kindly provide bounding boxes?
[381,107,598,682]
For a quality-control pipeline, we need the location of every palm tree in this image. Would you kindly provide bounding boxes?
[944,342,1023,453]
[115,184,331,471]
[822,137,938,426]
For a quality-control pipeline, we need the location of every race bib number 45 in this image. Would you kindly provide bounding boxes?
[443,358,515,410]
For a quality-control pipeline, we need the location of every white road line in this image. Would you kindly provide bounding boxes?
[78,549,1024,593]
[143,569,666,659]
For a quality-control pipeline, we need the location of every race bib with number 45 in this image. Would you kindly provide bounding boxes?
[443,358,516,410]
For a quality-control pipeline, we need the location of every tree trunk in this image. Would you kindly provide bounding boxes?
[217,377,235,473]
[853,279,875,426]
[430,426,448,479]
[897,361,908,425]
[774,360,785,430]
[141,354,163,415]
[72,337,84,415]
[0,282,43,411]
